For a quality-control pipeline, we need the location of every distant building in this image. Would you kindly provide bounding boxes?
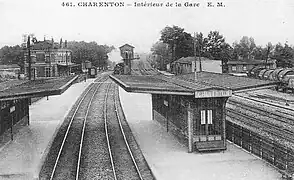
[171,57,216,75]
[224,59,276,75]
[119,44,134,75]
[24,39,78,78]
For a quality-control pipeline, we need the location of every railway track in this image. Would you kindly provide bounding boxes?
[234,94,294,117]
[104,83,145,180]
[226,108,294,144]
[227,95,294,146]
[47,76,108,180]
[41,74,155,179]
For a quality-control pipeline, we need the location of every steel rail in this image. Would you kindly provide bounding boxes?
[234,94,294,113]
[226,108,294,143]
[113,85,144,180]
[104,82,118,180]
[75,78,107,180]
[49,76,104,180]
[227,99,294,126]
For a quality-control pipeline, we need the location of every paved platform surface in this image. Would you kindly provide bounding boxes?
[118,87,283,180]
[0,79,94,180]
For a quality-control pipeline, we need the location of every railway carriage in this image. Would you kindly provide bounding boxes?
[264,69,275,80]
[88,66,97,78]
[247,67,294,93]
[258,69,267,79]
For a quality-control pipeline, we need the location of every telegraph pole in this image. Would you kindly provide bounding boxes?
[27,36,31,80]
[196,32,202,72]
[198,44,202,72]
[193,32,197,82]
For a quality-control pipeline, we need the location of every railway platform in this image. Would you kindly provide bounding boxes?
[0,78,94,180]
[119,87,282,180]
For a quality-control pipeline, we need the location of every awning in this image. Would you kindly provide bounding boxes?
[110,71,279,98]
[0,75,78,100]
[110,74,232,98]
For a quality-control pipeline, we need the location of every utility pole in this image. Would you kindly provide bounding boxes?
[198,36,202,72]
[193,32,197,82]
[27,36,31,80]
[66,50,68,75]
[265,45,270,69]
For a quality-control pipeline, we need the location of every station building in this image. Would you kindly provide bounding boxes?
[110,72,278,152]
[0,76,78,146]
[24,39,80,78]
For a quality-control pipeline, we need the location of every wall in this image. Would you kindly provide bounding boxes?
[0,98,29,144]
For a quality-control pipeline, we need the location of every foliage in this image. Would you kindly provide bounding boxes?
[150,41,170,70]
[204,31,232,61]
[67,41,115,69]
[232,36,256,60]
[272,43,294,67]
[0,45,24,66]
[160,25,193,61]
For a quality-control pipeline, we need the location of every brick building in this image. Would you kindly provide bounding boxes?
[24,39,78,78]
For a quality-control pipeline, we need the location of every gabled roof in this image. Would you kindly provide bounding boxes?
[119,44,135,49]
[227,59,275,65]
[32,40,53,50]
[172,56,213,64]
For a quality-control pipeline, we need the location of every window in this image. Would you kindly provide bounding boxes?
[45,56,50,63]
[45,67,51,77]
[207,110,212,124]
[31,68,37,78]
[243,66,247,71]
[201,110,206,125]
[200,109,215,135]
[232,66,237,71]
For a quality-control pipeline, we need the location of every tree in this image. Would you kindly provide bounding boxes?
[205,31,232,60]
[67,41,114,70]
[160,25,193,62]
[233,36,256,60]
[194,32,208,57]
[273,43,294,67]
[0,45,23,65]
[150,41,169,70]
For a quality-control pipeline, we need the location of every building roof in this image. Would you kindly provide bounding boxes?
[0,75,78,100]
[32,40,53,50]
[177,71,278,92]
[119,44,135,49]
[172,57,212,64]
[227,59,275,65]
[0,64,20,69]
[111,70,279,97]
[110,74,232,98]
[110,75,194,95]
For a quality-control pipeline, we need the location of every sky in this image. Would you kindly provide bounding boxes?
[0,0,293,53]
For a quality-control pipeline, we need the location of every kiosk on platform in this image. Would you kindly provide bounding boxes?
[110,72,278,153]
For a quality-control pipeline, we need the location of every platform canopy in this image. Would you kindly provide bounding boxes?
[110,74,232,98]
[0,75,78,101]
[177,71,279,92]
[110,71,279,98]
